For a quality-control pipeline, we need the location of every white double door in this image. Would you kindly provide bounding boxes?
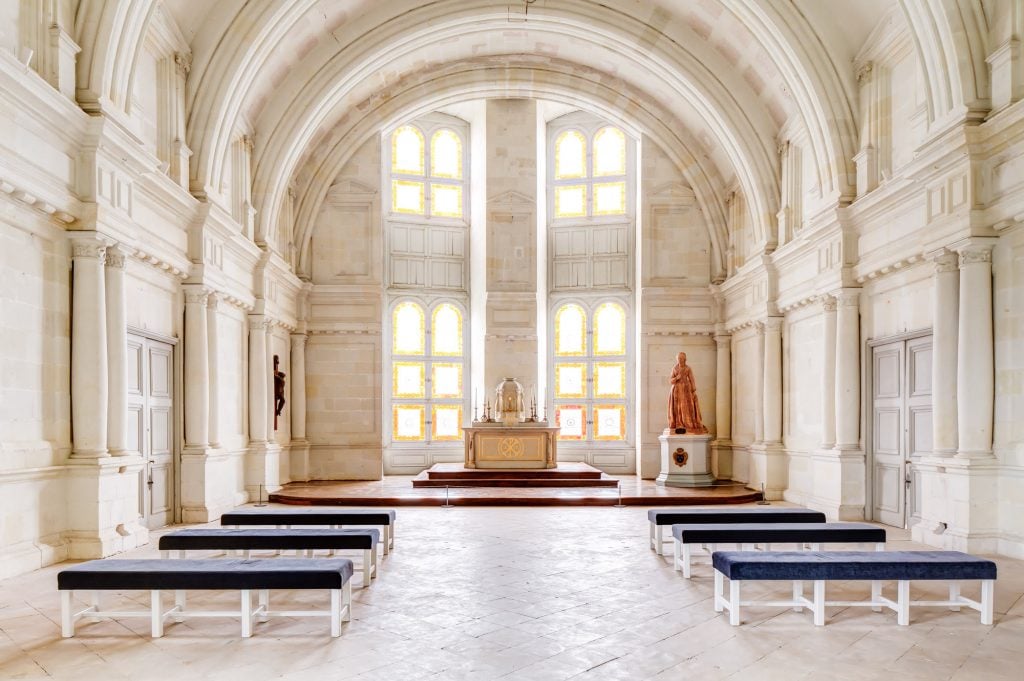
[126,334,175,529]
[870,335,933,528]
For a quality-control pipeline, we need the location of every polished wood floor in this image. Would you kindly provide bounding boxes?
[269,475,762,506]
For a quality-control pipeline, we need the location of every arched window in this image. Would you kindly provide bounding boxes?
[552,126,628,219]
[552,301,628,443]
[389,124,466,219]
[390,300,466,443]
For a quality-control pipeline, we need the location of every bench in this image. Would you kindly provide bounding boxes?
[159,529,379,586]
[711,550,996,626]
[647,508,827,555]
[221,509,396,555]
[672,523,886,577]
[58,558,354,638]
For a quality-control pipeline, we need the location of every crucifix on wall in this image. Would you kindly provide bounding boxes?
[273,354,286,430]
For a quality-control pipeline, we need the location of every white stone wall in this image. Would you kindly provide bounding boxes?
[782,306,823,506]
[995,227,1024,557]
[730,328,759,483]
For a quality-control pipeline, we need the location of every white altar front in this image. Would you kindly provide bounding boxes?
[464,425,559,469]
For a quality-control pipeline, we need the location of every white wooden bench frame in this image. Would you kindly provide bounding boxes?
[712,570,994,626]
[60,581,352,638]
[224,522,394,556]
[674,540,886,578]
[162,546,377,587]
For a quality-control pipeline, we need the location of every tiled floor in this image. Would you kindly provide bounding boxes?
[1,504,1022,680]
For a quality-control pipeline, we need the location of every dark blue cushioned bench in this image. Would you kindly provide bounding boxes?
[647,508,827,555]
[159,529,380,585]
[221,509,397,555]
[670,523,886,577]
[58,558,354,638]
[710,551,996,626]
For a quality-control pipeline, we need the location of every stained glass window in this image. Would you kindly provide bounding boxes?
[431,405,462,441]
[593,405,625,440]
[555,130,586,179]
[392,180,425,214]
[431,363,462,398]
[593,303,626,355]
[392,126,424,175]
[554,363,587,398]
[393,362,425,398]
[594,362,626,398]
[431,129,462,179]
[431,184,462,218]
[432,304,462,356]
[393,405,425,441]
[393,302,425,354]
[556,405,586,440]
[555,304,586,356]
[593,182,626,215]
[554,185,587,218]
[593,127,626,176]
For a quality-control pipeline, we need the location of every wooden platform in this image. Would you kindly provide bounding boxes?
[411,462,619,488]
[268,475,762,507]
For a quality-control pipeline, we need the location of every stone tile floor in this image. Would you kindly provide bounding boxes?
[1,504,1022,680]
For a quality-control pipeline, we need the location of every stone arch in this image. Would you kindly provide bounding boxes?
[74,0,157,114]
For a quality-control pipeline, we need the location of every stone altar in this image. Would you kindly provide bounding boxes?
[464,425,559,469]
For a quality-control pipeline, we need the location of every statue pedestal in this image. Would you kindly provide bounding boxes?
[657,433,715,487]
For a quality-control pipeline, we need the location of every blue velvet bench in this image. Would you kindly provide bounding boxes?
[671,523,886,578]
[159,529,379,586]
[58,558,354,638]
[647,508,826,555]
[711,550,996,626]
[221,509,396,555]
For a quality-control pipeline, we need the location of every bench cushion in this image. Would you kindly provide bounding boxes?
[711,551,997,581]
[159,528,379,551]
[57,559,355,591]
[221,510,396,526]
[649,508,826,526]
[672,522,885,544]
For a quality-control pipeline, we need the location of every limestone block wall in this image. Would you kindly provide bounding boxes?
[729,327,759,484]
[781,305,823,507]
[212,303,250,511]
[0,212,70,578]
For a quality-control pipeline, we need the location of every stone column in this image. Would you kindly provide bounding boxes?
[207,293,221,448]
[932,250,959,456]
[762,318,783,444]
[956,242,995,458]
[183,287,209,449]
[834,289,861,449]
[753,322,765,443]
[71,238,109,458]
[820,295,837,448]
[711,334,733,480]
[104,247,128,455]
[290,334,308,440]
[248,316,268,444]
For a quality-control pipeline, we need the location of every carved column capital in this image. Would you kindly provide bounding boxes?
[206,292,220,310]
[958,247,992,267]
[173,52,192,78]
[819,294,837,313]
[834,289,861,308]
[71,240,106,261]
[290,333,308,350]
[183,287,209,305]
[104,247,127,270]
[763,316,784,332]
[930,249,960,273]
[248,315,270,332]
[713,334,731,349]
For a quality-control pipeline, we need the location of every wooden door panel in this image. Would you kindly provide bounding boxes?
[872,340,905,527]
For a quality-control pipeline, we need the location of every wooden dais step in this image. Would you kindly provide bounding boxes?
[411,462,620,488]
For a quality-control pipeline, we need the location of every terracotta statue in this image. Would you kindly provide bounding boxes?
[273,355,286,430]
[668,351,707,434]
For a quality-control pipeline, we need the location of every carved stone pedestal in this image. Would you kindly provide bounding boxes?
[657,433,714,487]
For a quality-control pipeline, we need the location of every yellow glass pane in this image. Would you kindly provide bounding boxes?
[392,125,424,174]
[594,362,626,398]
[431,129,462,179]
[593,302,626,355]
[593,127,626,176]
[593,182,625,215]
[554,363,587,399]
[554,304,586,356]
[556,405,587,441]
[430,184,462,218]
[432,363,462,398]
[555,130,586,179]
[393,405,425,441]
[431,405,462,441]
[593,405,626,440]
[393,362,425,398]
[393,302,425,355]
[431,303,462,356]
[392,180,424,214]
[555,185,587,218]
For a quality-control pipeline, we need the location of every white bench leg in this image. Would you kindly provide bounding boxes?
[383,526,391,556]
[89,591,101,622]
[240,590,253,638]
[649,522,656,551]
[330,589,341,637]
[875,542,885,552]
[151,590,164,638]
[362,549,372,586]
[810,543,821,551]
[729,580,741,626]
[949,583,961,611]
[792,581,803,612]
[897,580,910,625]
[390,523,395,550]
[161,550,169,559]
[655,525,663,556]
[714,570,724,612]
[258,590,269,622]
[343,580,352,622]
[812,581,826,626]
[981,580,994,625]
[174,591,186,622]
[764,543,772,552]
[61,590,74,638]
[871,581,882,612]
[682,543,692,579]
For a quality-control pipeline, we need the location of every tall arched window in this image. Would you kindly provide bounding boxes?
[390,300,466,443]
[552,126,628,219]
[552,301,629,442]
[389,124,465,219]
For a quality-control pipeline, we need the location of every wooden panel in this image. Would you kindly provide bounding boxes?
[149,346,171,398]
[874,349,901,398]
[127,340,143,394]
[874,408,901,454]
[909,343,932,397]
[873,463,901,513]
[126,404,143,454]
